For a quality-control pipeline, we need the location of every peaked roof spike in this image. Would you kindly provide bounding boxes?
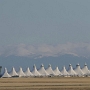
[38,64,49,76]
[17,67,26,77]
[68,64,77,76]
[61,66,69,76]
[74,64,84,76]
[54,66,62,76]
[24,67,33,76]
[46,64,56,76]
[9,67,19,77]
[41,64,44,67]
[32,65,41,76]
[48,64,51,67]
[77,63,80,66]
[84,62,87,66]
[2,68,11,78]
[82,64,90,75]
[69,64,72,66]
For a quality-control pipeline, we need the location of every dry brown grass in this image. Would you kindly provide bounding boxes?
[0,77,90,90]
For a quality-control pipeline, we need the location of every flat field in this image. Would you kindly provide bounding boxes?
[0,77,90,90]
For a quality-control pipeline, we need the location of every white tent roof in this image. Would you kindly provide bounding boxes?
[45,64,56,75]
[9,67,19,76]
[54,67,62,76]
[74,63,84,76]
[2,68,11,78]
[17,67,26,77]
[61,66,69,76]
[24,67,33,76]
[82,63,90,75]
[68,64,77,76]
[38,64,49,76]
[31,64,41,76]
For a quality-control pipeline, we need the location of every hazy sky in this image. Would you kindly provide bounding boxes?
[0,0,90,45]
[0,0,90,59]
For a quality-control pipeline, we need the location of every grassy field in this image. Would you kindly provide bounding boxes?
[0,77,90,90]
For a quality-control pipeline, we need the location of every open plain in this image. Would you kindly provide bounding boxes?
[0,77,90,90]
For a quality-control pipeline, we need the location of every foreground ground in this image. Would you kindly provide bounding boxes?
[0,77,90,90]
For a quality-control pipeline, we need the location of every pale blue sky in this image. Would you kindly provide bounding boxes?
[0,0,90,45]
